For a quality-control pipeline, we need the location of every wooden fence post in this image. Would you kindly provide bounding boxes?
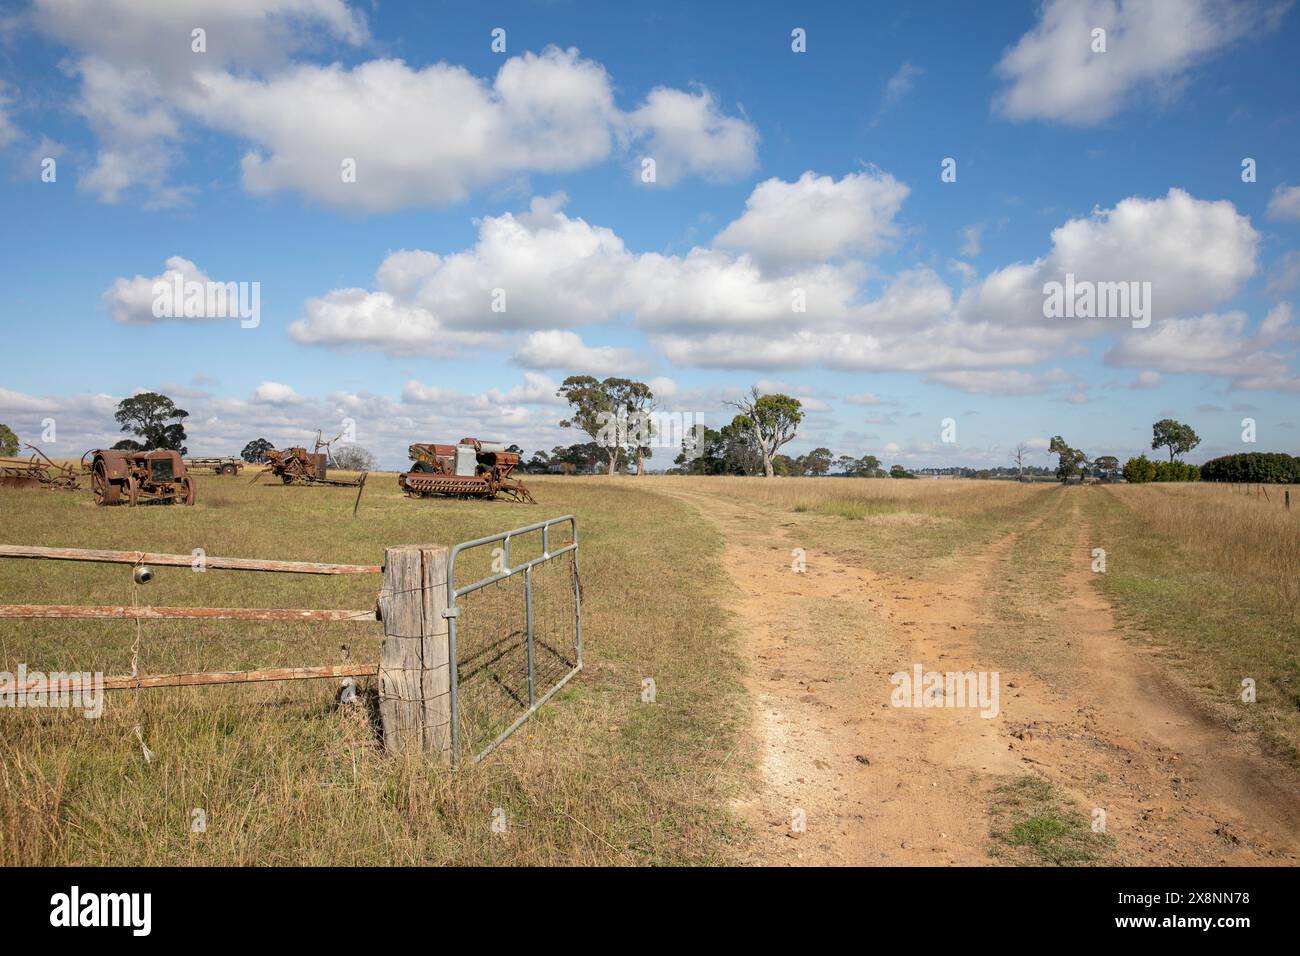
[377,545,452,762]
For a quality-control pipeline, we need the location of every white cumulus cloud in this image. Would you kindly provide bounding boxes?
[626,86,758,186]
[994,0,1273,125]
[1266,184,1300,221]
[512,330,648,375]
[1104,303,1300,391]
[33,0,368,204]
[251,381,303,405]
[288,181,1287,392]
[955,188,1259,330]
[714,169,908,272]
[101,255,249,324]
[28,2,757,210]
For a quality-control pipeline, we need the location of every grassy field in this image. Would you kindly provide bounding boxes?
[691,474,1057,578]
[0,472,748,865]
[1085,483,1300,762]
[692,475,1300,762]
[2,473,1296,864]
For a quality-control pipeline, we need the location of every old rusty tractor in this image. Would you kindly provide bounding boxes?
[84,448,195,507]
[399,438,535,503]
[0,443,82,491]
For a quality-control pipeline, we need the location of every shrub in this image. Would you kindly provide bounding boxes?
[1200,452,1300,484]
[1121,454,1158,483]
[1153,460,1200,482]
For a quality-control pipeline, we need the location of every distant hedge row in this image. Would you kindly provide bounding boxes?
[1122,455,1200,482]
[1199,452,1300,484]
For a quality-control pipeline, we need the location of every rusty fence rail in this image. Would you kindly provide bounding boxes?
[0,544,381,574]
[1,528,583,765]
[0,544,381,695]
[447,515,582,763]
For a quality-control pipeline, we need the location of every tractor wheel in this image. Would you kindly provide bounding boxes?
[124,475,139,507]
[93,463,119,506]
[179,476,196,506]
[412,461,433,473]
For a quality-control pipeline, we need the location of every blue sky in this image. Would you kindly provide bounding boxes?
[1,0,1298,470]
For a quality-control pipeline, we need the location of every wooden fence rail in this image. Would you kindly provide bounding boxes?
[8,664,379,693]
[0,541,450,763]
[0,604,376,622]
[0,544,380,575]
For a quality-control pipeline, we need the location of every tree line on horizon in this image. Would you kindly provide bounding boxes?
[1048,419,1300,484]
[550,381,1299,485]
[4,388,1297,484]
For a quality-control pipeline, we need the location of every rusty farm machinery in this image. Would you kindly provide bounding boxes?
[184,456,244,476]
[398,438,535,503]
[0,443,82,492]
[254,431,368,513]
[84,448,196,507]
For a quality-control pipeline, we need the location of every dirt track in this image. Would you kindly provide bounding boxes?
[659,486,1300,866]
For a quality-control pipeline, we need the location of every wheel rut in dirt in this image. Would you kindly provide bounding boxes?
[655,484,1300,866]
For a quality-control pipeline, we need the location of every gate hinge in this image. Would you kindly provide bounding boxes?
[441,607,460,619]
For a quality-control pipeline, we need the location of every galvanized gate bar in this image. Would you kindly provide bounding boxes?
[453,543,577,597]
[446,515,580,764]
[472,664,584,761]
[524,564,535,707]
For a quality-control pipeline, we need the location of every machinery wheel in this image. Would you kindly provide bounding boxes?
[281,473,295,484]
[220,463,237,476]
[412,461,433,473]
[124,475,139,507]
[179,475,196,506]
[93,462,119,506]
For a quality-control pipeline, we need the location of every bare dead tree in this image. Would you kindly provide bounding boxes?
[1013,443,1028,481]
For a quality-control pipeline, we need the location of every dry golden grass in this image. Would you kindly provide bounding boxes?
[0,473,748,865]
[653,474,1056,577]
[660,475,1300,761]
[1102,483,1300,610]
[661,473,1040,514]
[1087,483,1300,760]
[3,472,1296,864]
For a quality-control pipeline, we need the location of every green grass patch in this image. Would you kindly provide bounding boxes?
[988,774,1112,866]
[793,499,902,520]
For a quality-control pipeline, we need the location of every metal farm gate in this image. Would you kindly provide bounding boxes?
[448,515,582,763]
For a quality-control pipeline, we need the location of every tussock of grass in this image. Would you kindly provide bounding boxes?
[794,499,902,520]
[988,774,1111,866]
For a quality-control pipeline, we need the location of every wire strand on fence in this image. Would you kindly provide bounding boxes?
[452,548,580,759]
